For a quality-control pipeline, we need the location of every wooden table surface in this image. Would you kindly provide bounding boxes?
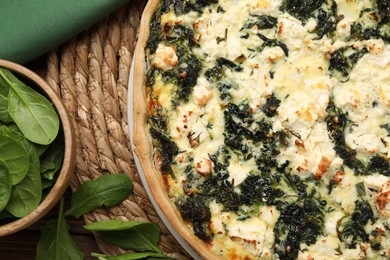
[0,55,102,259]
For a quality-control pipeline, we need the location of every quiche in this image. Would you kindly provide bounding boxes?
[133,0,390,259]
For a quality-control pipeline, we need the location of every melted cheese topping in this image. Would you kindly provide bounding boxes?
[146,0,390,259]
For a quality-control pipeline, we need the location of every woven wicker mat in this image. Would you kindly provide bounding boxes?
[45,0,189,259]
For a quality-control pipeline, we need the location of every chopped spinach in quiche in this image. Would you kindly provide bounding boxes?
[144,0,390,259]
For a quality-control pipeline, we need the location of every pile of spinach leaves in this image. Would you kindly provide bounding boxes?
[36,174,172,260]
[0,68,62,220]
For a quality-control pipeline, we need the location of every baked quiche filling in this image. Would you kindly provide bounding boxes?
[144,0,390,259]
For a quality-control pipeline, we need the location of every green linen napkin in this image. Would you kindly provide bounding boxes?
[0,0,130,64]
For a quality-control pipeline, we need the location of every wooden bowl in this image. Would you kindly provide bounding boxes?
[0,59,76,236]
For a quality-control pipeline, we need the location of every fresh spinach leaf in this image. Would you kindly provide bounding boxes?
[0,124,43,216]
[36,199,84,260]
[65,174,133,218]
[0,125,36,156]
[0,94,12,123]
[0,68,59,145]
[40,136,64,180]
[40,162,59,180]
[6,151,42,218]
[91,252,172,260]
[0,124,47,156]
[41,179,56,201]
[84,220,161,253]
[0,125,42,213]
[0,135,29,185]
[0,75,9,96]
[0,160,11,211]
[41,179,54,190]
